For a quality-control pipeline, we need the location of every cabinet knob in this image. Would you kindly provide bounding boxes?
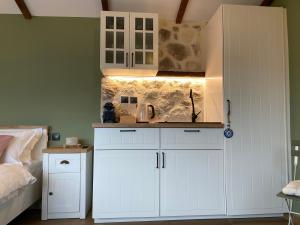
[49,192,53,196]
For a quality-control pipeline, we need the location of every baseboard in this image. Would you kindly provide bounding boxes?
[94,213,284,223]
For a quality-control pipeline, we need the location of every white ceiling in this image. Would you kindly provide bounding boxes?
[0,0,263,22]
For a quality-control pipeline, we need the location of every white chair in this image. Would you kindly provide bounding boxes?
[277,146,300,225]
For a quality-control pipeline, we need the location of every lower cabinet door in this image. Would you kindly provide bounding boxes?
[160,150,225,216]
[48,173,80,213]
[93,150,159,218]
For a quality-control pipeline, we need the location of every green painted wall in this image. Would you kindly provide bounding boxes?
[273,0,300,143]
[272,0,300,212]
[0,15,100,145]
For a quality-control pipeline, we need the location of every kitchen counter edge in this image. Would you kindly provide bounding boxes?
[92,122,224,128]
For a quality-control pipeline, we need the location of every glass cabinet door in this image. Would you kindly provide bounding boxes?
[100,11,129,69]
[130,13,158,70]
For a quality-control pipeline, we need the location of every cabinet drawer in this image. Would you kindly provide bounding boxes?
[161,128,224,149]
[49,154,80,173]
[94,128,159,149]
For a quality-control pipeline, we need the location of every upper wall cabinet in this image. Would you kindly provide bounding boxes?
[100,11,158,76]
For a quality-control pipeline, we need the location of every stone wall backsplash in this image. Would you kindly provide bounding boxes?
[159,19,207,72]
[101,77,204,123]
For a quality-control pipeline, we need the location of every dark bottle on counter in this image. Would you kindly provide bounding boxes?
[102,102,116,123]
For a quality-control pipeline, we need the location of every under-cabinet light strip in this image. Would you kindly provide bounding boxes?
[106,76,207,84]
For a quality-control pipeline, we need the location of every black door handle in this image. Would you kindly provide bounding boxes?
[131,52,134,67]
[156,152,159,169]
[162,152,166,168]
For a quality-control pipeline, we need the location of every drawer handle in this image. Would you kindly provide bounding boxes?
[184,130,200,133]
[49,192,53,196]
[120,130,136,132]
[60,160,70,165]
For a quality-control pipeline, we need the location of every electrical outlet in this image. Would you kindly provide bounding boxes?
[121,96,129,103]
[51,132,60,141]
[130,97,138,104]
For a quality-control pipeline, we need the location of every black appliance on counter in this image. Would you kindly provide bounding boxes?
[102,102,116,123]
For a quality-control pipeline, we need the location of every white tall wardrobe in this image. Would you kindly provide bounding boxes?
[204,5,290,216]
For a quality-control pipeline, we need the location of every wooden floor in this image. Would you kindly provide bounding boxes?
[7,210,296,225]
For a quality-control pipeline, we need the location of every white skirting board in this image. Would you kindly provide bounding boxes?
[94,214,285,223]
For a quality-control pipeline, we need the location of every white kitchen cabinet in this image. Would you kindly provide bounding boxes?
[93,150,159,218]
[100,11,158,76]
[204,5,289,216]
[42,148,93,220]
[93,127,225,222]
[48,173,80,214]
[130,13,158,70]
[160,150,225,216]
[100,11,130,70]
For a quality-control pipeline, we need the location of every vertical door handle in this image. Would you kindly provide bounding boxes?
[227,99,231,125]
[131,52,134,67]
[162,152,166,168]
[126,52,129,67]
[156,152,159,169]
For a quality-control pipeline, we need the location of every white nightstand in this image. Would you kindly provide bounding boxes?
[42,146,93,220]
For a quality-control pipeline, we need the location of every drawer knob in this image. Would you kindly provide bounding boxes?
[60,160,70,165]
[184,130,200,133]
[49,192,53,196]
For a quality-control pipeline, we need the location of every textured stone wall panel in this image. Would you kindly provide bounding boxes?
[101,78,204,122]
[159,19,207,72]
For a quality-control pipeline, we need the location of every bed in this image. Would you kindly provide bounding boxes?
[0,126,48,225]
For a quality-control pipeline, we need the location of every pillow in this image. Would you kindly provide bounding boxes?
[282,180,300,196]
[31,129,48,161]
[0,129,43,165]
[20,128,43,164]
[0,163,37,202]
[0,135,13,159]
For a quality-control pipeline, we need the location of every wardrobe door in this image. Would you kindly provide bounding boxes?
[223,5,289,215]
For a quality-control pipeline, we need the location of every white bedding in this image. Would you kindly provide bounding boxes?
[0,164,37,204]
[24,160,42,178]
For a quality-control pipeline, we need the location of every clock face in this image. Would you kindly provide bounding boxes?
[224,128,234,138]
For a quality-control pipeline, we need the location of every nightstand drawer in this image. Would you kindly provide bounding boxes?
[49,154,80,173]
